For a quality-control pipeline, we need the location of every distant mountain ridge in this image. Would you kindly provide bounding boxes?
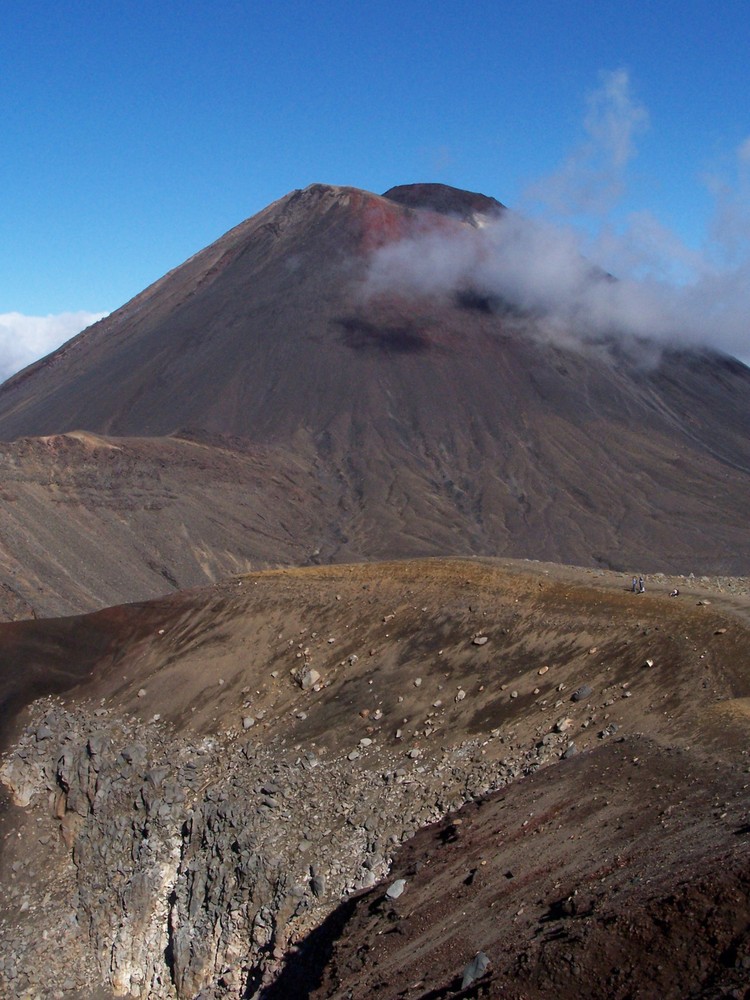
[0,182,748,618]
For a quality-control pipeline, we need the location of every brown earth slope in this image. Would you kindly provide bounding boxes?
[0,184,748,620]
[1,558,749,998]
[0,431,336,619]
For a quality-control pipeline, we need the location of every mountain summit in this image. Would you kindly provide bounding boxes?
[0,182,508,439]
[0,183,748,617]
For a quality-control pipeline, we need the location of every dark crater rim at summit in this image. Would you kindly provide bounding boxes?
[382,182,506,220]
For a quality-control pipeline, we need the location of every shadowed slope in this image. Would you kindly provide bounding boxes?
[300,740,750,1000]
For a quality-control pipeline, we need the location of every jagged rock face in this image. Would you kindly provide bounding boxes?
[1,698,546,998]
[0,184,748,619]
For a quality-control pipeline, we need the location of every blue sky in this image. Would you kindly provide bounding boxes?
[2,1,750,374]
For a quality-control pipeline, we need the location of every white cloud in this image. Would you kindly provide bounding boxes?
[363,71,750,366]
[0,311,108,383]
[364,201,750,364]
[525,68,649,218]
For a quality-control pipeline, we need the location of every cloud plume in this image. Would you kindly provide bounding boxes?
[526,67,649,218]
[366,70,750,365]
[0,311,108,383]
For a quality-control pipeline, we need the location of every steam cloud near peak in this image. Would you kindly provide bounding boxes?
[366,70,750,365]
[364,210,750,362]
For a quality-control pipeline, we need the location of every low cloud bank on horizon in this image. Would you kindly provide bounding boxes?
[366,70,750,366]
[0,311,108,384]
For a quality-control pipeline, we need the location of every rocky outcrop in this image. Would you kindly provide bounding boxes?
[0,696,569,998]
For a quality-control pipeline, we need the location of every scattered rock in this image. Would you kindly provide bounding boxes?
[461,951,490,988]
[296,667,321,691]
[571,684,593,702]
[356,870,377,889]
[472,636,488,646]
[386,878,406,900]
